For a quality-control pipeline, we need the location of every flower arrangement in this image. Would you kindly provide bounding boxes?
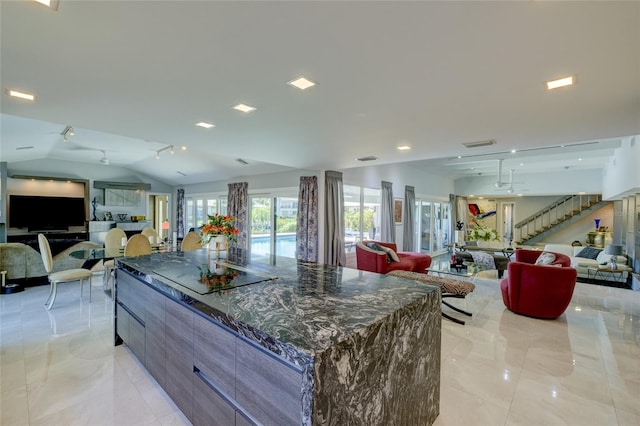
[200,214,239,244]
[198,264,238,293]
[468,226,499,241]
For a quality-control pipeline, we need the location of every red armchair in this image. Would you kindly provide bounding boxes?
[500,249,577,319]
[355,241,432,274]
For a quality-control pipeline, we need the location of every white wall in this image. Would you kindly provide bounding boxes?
[180,169,319,195]
[455,168,603,197]
[603,135,640,200]
[341,163,454,250]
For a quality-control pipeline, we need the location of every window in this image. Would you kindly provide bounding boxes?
[344,185,380,253]
[417,199,451,254]
[185,194,226,231]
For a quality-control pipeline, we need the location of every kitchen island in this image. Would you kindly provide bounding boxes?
[115,248,441,425]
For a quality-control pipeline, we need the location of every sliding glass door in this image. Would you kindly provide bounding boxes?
[344,185,380,253]
[249,195,297,258]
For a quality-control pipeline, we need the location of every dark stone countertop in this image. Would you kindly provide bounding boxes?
[116,248,440,369]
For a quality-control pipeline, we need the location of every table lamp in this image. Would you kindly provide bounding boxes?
[162,219,170,242]
[604,244,623,270]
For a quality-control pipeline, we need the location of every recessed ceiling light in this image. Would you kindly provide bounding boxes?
[233,103,256,113]
[287,77,316,90]
[6,89,36,101]
[195,122,215,129]
[397,145,411,151]
[34,0,58,9]
[578,158,582,161]
[181,146,187,151]
[546,76,574,90]
[457,155,462,159]
[511,149,517,153]
[520,162,524,166]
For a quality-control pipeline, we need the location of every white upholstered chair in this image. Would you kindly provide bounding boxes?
[181,231,203,252]
[141,227,159,245]
[125,234,152,257]
[38,234,93,310]
[103,227,127,291]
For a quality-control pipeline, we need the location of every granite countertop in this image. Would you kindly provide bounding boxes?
[117,249,439,367]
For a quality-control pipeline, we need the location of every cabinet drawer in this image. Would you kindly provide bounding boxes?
[194,315,236,397]
[192,369,236,426]
[235,339,302,426]
[145,288,166,387]
[129,315,145,361]
[116,303,130,343]
[117,272,146,323]
[165,298,194,420]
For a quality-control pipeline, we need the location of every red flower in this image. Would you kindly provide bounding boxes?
[200,214,239,243]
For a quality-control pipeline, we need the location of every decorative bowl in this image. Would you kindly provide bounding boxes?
[117,213,128,221]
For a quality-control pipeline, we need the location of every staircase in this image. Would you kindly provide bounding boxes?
[514,194,608,245]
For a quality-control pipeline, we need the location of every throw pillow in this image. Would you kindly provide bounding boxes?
[379,245,400,262]
[576,247,601,260]
[535,252,556,265]
[367,243,386,252]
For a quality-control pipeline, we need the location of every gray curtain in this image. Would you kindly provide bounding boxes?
[380,181,395,243]
[296,176,318,262]
[403,185,415,251]
[227,182,248,250]
[324,171,346,266]
[176,188,185,239]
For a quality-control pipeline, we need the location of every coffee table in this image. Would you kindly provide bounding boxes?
[587,266,627,283]
[426,261,475,280]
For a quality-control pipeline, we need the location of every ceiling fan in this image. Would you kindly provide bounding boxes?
[63,142,110,165]
[496,168,528,194]
[99,150,110,165]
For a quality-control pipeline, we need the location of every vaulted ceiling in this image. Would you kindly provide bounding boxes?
[2,1,639,186]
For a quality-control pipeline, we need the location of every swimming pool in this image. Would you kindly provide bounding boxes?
[251,234,297,258]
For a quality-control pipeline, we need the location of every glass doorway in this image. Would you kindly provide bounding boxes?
[249,195,297,258]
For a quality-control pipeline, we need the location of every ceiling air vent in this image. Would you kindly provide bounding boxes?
[463,139,496,148]
[356,155,379,162]
[236,158,249,165]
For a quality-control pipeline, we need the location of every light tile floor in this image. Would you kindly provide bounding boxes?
[1,274,639,425]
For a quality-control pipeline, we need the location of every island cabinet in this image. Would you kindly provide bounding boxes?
[116,251,441,426]
[116,269,304,425]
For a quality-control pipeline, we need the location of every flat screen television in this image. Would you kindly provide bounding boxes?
[9,195,86,232]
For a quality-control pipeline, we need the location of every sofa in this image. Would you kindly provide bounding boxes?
[543,244,632,282]
[0,240,101,283]
[500,249,577,319]
[356,241,432,274]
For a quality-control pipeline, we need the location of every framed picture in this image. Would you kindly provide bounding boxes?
[394,199,403,225]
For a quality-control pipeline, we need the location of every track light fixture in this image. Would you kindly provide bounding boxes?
[156,145,174,159]
[61,125,74,142]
